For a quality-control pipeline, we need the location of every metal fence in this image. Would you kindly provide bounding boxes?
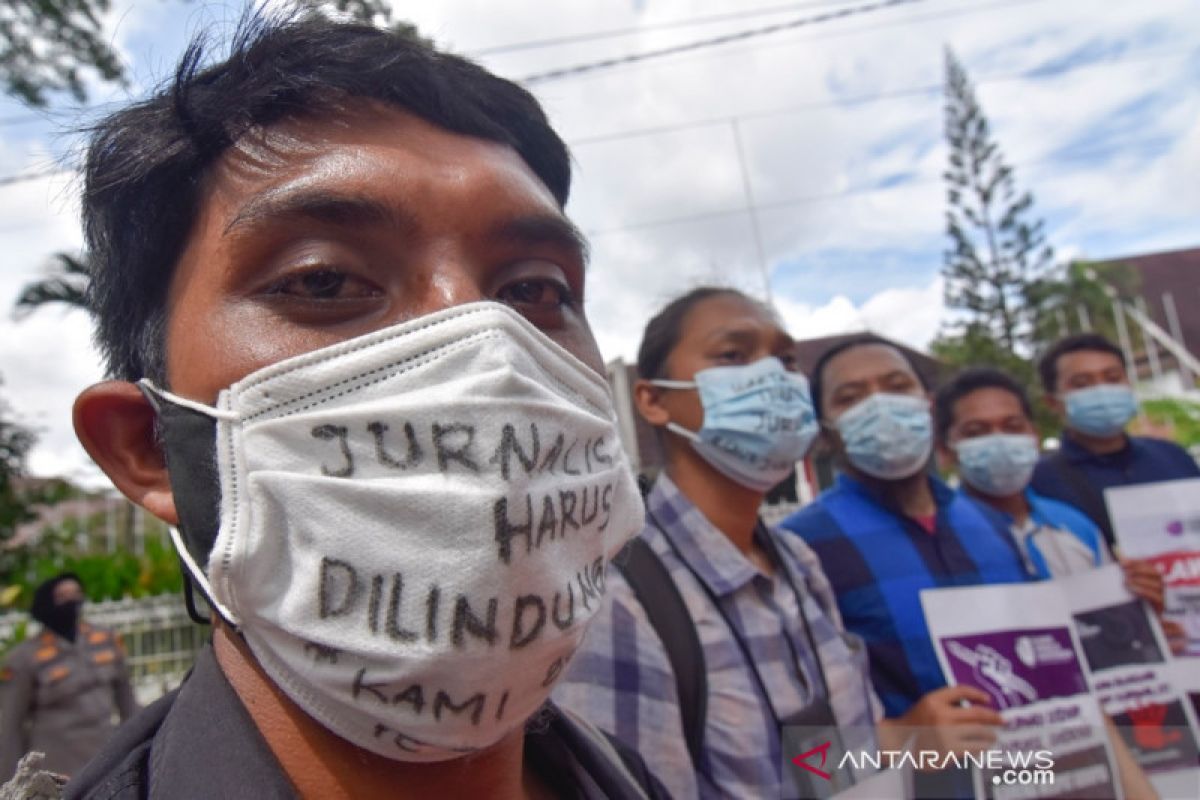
[0,594,205,706]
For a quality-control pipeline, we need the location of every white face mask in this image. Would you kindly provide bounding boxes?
[142,302,644,762]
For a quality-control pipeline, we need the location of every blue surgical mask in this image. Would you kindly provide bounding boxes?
[954,433,1039,498]
[652,356,818,491]
[1064,384,1137,437]
[833,393,932,480]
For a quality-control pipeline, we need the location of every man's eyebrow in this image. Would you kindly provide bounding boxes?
[487,214,590,264]
[223,189,417,237]
[703,327,757,345]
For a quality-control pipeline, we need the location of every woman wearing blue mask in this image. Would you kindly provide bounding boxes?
[554,288,885,800]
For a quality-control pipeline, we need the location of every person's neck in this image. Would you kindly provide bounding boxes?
[966,485,1030,524]
[853,467,936,518]
[664,452,764,558]
[1066,427,1128,456]
[212,624,546,800]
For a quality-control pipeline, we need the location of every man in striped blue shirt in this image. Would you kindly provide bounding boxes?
[779,336,1028,719]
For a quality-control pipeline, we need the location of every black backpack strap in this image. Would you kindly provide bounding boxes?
[613,537,708,770]
[1046,450,1116,548]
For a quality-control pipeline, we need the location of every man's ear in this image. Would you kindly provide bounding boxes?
[73,381,178,525]
[632,378,669,427]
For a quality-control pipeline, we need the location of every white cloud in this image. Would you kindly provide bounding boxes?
[774,276,944,353]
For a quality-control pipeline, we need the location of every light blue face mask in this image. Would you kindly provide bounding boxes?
[1064,384,1138,437]
[652,356,818,491]
[833,393,932,480]
[954,433,1039,498]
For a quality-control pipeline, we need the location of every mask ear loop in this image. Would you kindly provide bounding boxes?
[181,570,211,625]
[170,524,239,626]
[138,379,241,626]
[647,378,696,390]
[137,379,239,421]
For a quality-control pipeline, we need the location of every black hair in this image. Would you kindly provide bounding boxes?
[635,287,757,379]
[933,367,1033,442]
[810,334,929,421]
[1037,333,1126,393]
[83,11,571,383]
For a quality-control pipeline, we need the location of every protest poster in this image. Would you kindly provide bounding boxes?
[1060,564,1200,798]
[1106,477,1200,659]
[922,580,1121,799]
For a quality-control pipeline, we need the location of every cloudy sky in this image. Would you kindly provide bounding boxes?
[0,0,1197,485]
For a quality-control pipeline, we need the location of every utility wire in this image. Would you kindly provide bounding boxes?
[583,132,1177,237]
[518,0,922,85]
[474,0,874,55]
[0,0,922,129]
[0,42,1187,191]
[567,46,1194,147]
[521,0,1047,87]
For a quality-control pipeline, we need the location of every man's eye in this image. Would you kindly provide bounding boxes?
[497,278,574,309]
[778,352,801,371]
[267,269,379,300]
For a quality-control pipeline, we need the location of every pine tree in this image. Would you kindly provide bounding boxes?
[942,47,1053,354]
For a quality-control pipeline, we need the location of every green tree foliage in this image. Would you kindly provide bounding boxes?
[0,2,416,107]
[1141,398,1200,449]
[941,47,1053,354]
[1027,260,1141,348]
[0,383,37,552]
[0,0,124,106]
[2,500,182,610]
[12,251,91,318]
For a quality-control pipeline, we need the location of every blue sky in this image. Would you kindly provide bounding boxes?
[0,0,1197,483]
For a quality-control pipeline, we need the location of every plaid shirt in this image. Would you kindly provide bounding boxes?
[554,475,880,799]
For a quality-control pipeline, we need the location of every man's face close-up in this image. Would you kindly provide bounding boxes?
[1053,349,1129,396]
[164,101,603,401]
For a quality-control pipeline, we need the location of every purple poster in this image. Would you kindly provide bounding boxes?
[940,627,1088,709]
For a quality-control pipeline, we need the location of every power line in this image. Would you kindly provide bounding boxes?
[583,132,1178,238]
[521,0,1048,87]
[0,42,1187,191]
[474,0,871,55]
[0,1,883,128]
[518,0,923,85]
[566,46,1195,148]
[0,0,920,129]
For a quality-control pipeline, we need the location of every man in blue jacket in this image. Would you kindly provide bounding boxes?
[933,366,1163,609]
[780,336,1028,720]
[1031,333,1199,546]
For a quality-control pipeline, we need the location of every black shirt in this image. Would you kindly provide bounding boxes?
[65,645,662,800]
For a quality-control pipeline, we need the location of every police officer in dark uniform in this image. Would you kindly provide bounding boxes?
[0,574,136,779]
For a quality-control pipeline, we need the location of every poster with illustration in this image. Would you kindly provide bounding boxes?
[1106,478,1200,659]
[1060,565,1200,798]
[922,580,1121,799]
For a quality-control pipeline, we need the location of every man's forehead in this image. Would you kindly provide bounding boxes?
[207,101,556,209]
[1059,349,1123,372]
[827,343,913,384]
[958,387,1025,419]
